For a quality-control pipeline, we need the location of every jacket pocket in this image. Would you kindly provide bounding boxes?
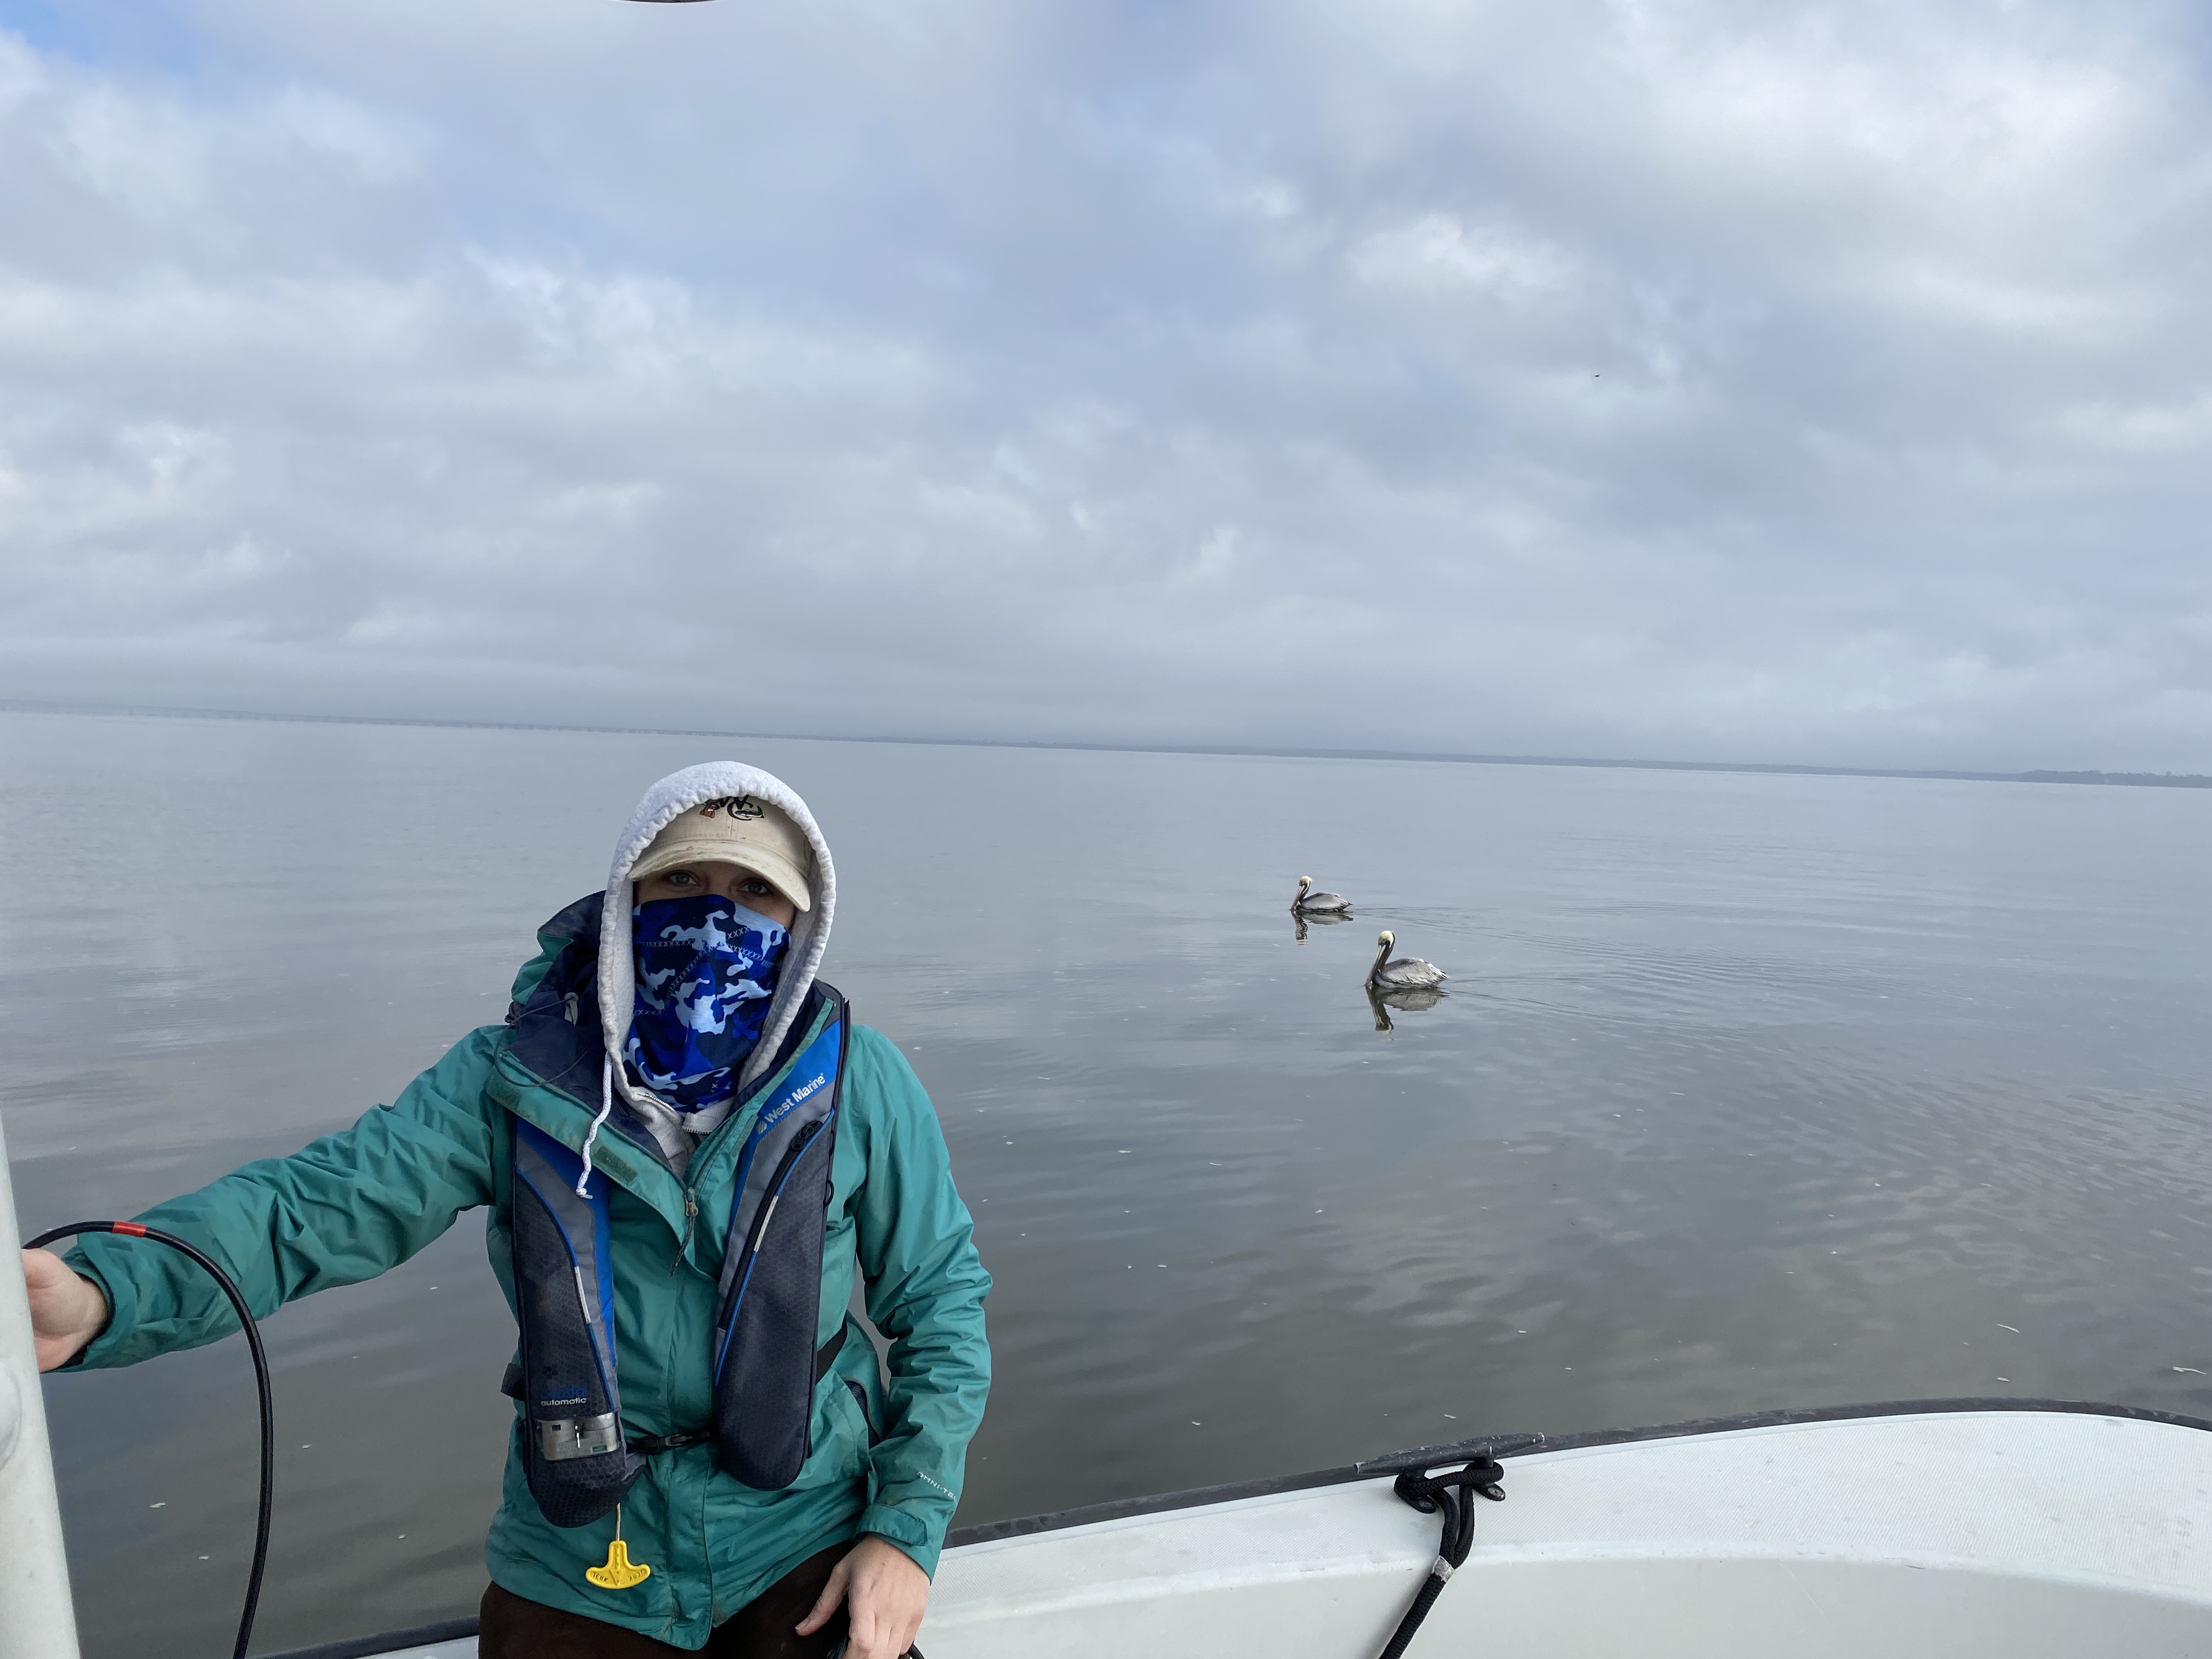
[844,1378,887,1448]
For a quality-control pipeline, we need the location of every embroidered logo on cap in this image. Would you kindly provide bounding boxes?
[697,797,765,821]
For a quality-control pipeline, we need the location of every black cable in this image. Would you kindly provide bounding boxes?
[27,1221,274,1659]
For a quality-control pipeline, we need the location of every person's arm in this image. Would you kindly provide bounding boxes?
[42,1026,505,1371]
[847,1027,992,1562]
[797,1026,991,1658]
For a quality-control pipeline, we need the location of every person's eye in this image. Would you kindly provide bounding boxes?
[666,871,697,888]
[743,878,770,894]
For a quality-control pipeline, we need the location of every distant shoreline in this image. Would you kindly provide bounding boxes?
[3,697,2207,790]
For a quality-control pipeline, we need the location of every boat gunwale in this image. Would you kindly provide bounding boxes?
[943,1395,2212,1548]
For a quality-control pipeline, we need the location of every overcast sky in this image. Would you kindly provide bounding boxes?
[2,0,2207,770]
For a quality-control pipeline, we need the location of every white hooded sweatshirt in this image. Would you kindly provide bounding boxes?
[583,761,838,1182]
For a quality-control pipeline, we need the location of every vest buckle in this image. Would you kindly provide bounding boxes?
[539,1413,622,1461]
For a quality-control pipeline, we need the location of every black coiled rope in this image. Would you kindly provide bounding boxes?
[1375,1454,1508,1659]
[26,1221,274,1659]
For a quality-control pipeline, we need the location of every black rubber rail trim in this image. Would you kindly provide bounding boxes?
[944,1396,2212,1548]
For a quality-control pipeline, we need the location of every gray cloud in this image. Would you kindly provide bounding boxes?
[2,0,2208,768]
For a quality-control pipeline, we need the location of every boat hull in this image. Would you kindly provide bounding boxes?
[299,1404,2212,1658]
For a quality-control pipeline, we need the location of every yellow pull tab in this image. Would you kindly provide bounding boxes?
[586,1506,652,1590]
[587,1541,650,1590]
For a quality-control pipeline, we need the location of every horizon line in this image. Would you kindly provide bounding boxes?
[3,696,2207,791]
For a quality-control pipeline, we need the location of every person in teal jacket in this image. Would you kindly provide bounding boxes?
[20,762,991,1658]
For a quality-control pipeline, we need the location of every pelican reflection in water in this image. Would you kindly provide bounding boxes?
[1292,909,1351,945]
[1368,984,1446,1033]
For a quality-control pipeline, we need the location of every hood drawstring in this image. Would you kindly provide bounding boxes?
[577,1051,615,1198]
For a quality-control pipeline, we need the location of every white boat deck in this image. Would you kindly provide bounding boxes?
[928,1409,2212,1657]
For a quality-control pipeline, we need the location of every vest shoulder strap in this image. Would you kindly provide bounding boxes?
[508,1119,641,1527]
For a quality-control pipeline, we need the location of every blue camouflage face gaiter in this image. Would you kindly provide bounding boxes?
[626,894,791,1110]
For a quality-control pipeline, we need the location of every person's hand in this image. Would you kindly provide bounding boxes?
[795,1533,929,1659]
[22,1248,108,1372]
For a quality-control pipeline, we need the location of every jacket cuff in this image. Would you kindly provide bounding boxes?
[57,1245,131,1371]
[859,1505,940,1579]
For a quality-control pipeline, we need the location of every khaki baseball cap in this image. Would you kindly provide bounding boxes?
[629,795,814,912]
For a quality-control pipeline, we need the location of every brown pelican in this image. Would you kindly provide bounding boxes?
[1292,876,1352,915]
[1367,929,1446,991]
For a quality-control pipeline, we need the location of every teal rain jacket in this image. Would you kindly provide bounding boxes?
[65,764,991,1650]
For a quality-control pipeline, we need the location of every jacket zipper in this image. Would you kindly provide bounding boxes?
[672,1188,699,1273]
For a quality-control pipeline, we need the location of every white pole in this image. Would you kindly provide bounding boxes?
[0,1110,82,1659]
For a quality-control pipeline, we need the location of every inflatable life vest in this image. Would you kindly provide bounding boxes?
[506,988,850,1528]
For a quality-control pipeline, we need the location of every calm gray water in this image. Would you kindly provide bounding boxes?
[3,709,2209,1655]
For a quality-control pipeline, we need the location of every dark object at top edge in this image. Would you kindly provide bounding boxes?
[257,1398,2211,1657]
[258,1616,480,1659]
